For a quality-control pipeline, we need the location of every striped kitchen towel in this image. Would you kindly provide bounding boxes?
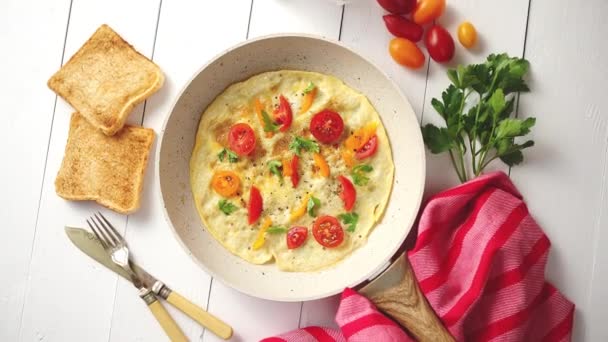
[263,171,575,341]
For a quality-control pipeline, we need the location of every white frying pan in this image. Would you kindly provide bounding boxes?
[158,35,425,302]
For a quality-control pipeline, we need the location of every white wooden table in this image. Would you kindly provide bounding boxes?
[1,0,607,341]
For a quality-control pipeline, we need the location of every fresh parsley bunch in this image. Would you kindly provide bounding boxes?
[422,53,536,183]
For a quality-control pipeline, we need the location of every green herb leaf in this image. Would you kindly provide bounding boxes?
[421,124,454,154]
[218,200,238,215]
[303,82,315,94]
[351,164,374,186]
[218,148,239,163]
[261,110,279,132]
[289,136,320,156]
[266,226,287,234]
[338,212,359,232]
[307,196,321,217]
[495,117,536,140]
[268,160,283,182]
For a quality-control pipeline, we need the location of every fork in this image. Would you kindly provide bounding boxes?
[88,213,188,342]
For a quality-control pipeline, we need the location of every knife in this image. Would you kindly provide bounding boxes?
[65,226,233,340]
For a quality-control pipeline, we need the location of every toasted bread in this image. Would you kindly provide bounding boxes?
[55,113,155,214]
[48,24,163,135]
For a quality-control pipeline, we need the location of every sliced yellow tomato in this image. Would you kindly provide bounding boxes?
[290,194,311,221]
[211,171,241,197]
[254,98,273,138]
[313,152,330,177]
[252,217,273,250]
[300,87,317,114]
[345,122,378,151]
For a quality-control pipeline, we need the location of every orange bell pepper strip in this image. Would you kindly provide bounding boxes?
[282,158,293,177]
[300,87,317,114]
[344,122,378,151]
[252,217,273,250]
[313,152,330,177]
[341,150,355,168]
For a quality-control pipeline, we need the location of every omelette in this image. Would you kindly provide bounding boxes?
[190,70,394,272]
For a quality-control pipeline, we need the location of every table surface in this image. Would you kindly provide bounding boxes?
[2,0,607,341]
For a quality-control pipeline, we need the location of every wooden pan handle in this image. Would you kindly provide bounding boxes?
[360,254,454,342]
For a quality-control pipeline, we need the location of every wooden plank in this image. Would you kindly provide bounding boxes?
[0,1,71,340]
[513,0,608,340]
[17,1,161,341]
[420,0,530,193]
[108,1,253,341]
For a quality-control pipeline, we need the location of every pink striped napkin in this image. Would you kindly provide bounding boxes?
[263,171,575,341]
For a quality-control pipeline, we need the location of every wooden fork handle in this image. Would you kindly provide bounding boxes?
[140,289,188,342]
[154,282,233,340]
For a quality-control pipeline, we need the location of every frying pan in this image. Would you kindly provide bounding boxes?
[158,35,451,340]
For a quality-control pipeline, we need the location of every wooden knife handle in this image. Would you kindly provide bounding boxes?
[153,282,233,340]
[140,289,188,342]
[361,254,454,342]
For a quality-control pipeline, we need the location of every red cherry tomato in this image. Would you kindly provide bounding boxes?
[355,135,378,160]
[382,15,423,42]
[425,25,455,63]
[389,38,425,69]
[337,175,356,211]
[247,186,263,225]
[413,0,446,25]
[376,0,416,14]
[312,216,344,248]
[310,110,344,144]
[228,123,256,156]
[286,226,308,249]
[273,95,293,132]
[290,155,300,187]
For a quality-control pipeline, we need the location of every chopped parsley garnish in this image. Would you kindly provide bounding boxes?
[218,199,238,215]
[289,136,320,156]
[351,164,373,186]
[338,212,359,232]
[261,110,279,132]
[268,160,283,182]
[307,195,321,217]
[266,226,287,234]
[218,148,239,163]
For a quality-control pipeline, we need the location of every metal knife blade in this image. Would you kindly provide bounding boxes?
[65,226,157,288]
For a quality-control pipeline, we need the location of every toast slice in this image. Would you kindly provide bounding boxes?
[55,113,155,214]
[48,24,164,135]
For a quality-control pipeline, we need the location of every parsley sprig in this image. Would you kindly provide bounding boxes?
[261,110,279,133]
[421,53,536,182]
[307,196,321,217]
[218,200,238,215]
[289,137,320,156]
[338,212,359,232]
[351,164,373,186]
[266,226,287,234]
[268,160,283,182]
[218,148,238,163]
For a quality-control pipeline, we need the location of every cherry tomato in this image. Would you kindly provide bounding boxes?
[376,0,416,14]
[286,226,308,249]
[290,155,300,187]
[413,0,446,25]
[458,21,477,48]
[389,38,425,69]
[382,15,423,42]
[310,110,344,144]
[211,171,240,197]
[312,216,344,248]
[337,175,356,211]
[248,186,263,225]
[425,25,455,63]
[228,123,256,156]
[355,135,378,160]
[273,95,293,132]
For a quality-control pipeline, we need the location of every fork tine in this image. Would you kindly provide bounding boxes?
[97,212,124,244]
[91,215,117,248]
[88,219,109,249]
[93,214,120,246]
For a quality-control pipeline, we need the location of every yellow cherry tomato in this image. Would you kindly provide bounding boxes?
[458,21,477,48]
[389,38,425,69]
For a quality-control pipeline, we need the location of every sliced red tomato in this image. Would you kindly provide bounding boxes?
[248,186,263,225]
[228,123,256,156]
[312,216,344,248]
[286,226,308,249]
[273,95,293,132]
[338,175,356,211]
[310,110,344,144]
[355,135,378,160]
[290,155,300,187]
